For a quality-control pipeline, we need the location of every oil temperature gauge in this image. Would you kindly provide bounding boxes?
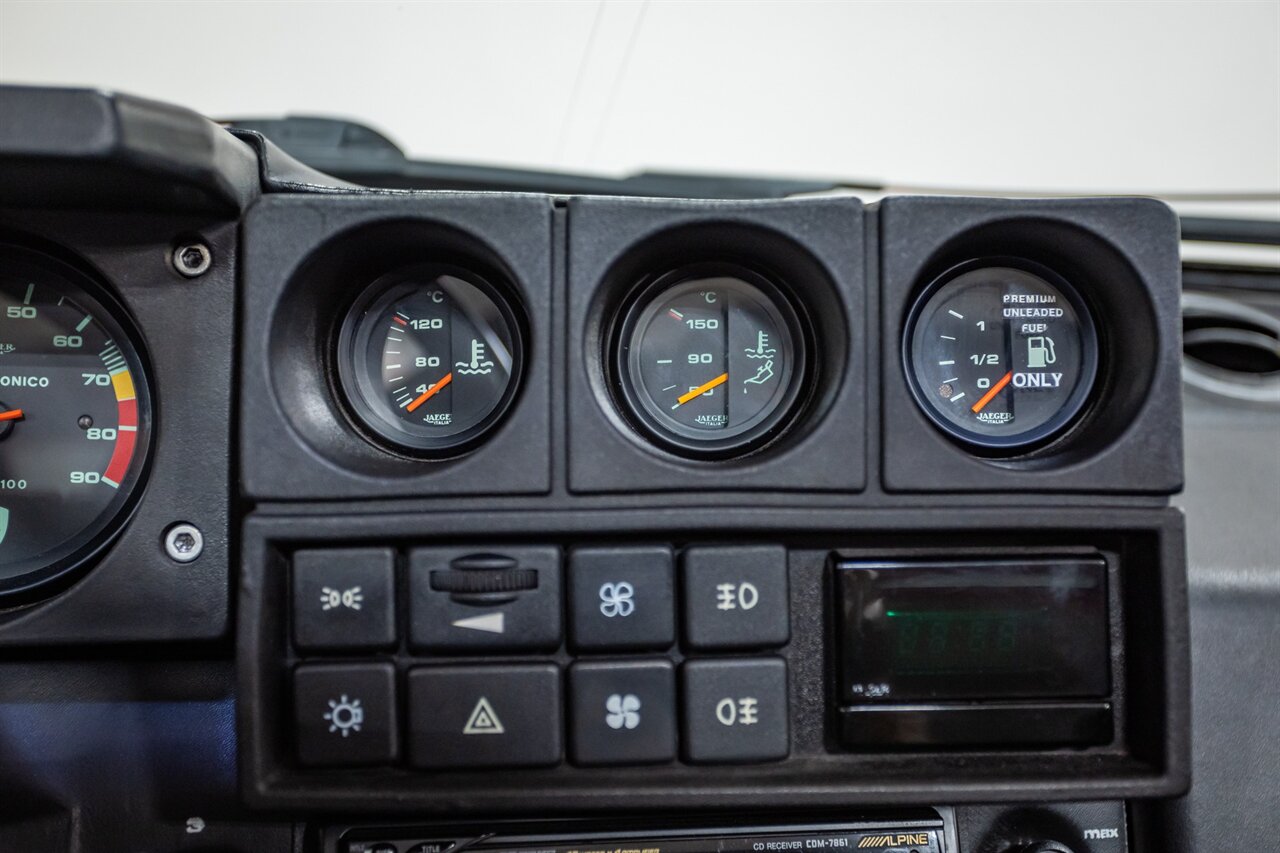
[614,264,807,457]
[337,266,523,455]
[904,261,1099,451]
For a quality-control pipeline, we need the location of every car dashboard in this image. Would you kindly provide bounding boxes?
[0,85,1277,853]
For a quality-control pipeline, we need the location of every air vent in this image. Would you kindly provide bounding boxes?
[1182,292,1280,405]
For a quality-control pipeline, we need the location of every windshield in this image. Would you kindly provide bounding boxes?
[2,1,1278,200]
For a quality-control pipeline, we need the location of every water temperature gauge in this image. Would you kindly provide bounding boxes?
[904,261,1099,452]
[337,266,523,455]
[614,265,807,457]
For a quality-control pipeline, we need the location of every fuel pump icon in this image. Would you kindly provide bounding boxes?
[1027,336,1056,369]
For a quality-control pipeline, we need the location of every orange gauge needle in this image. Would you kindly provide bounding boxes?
[971,371,1013,413]
[406,372,453,412]
[673,372,728,409]
[0,409,24,422]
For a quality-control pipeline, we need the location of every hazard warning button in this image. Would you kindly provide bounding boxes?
[406,664,562,768]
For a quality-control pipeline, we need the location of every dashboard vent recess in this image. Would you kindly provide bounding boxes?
[1182,291,1280,405]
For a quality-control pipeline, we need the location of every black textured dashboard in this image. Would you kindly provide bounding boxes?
[0,84,1268,853]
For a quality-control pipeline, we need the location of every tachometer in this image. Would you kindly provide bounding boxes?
[0,245,153,598]
[904,261,1098,451]
[614,264,807,457]
[337,265,524,455]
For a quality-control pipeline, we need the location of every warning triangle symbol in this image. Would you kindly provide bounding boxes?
[462,696,505,735]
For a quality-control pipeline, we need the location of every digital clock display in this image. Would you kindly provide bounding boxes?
[836,558,1110,703]
[885,608,1050,677]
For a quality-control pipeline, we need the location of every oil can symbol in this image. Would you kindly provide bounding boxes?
[1027,336,1056,368]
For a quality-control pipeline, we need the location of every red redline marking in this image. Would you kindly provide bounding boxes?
[117,398,138,428]
[104,427,137,485]
[104,398,141,485]
[392,316,408,326]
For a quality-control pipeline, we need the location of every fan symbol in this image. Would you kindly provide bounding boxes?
[598,582,636,618]
[324,695,364,737]
[605,693,641,730]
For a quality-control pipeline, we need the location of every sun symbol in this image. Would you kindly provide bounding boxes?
[323,694,364,737]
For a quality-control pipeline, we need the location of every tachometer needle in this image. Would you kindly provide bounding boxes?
[971,371,1013,413]
[406,372,453,412]
[673,373,728,409]
[0,409,24,422]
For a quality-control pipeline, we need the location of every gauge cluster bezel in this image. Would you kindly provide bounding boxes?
[0,214,233,644]
[238,195,1180,499]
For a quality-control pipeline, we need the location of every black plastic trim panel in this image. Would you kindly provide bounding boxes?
[238,194,555,498]
[0,210,234,643]
[879,197,1183,492]
[566,196,867,492]
[238,506,1187,814]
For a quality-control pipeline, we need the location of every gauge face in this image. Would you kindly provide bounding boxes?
[904,262,1098,451]
[338,266,523,455]
[0,246,152,597]
[615,265,806,456]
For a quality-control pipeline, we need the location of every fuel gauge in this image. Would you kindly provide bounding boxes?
[904,261,1099,451]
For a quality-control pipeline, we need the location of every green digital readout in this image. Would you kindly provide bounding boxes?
[837,559,1110,703]
[886,609,1049,676]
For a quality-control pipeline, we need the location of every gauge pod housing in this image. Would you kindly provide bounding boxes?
[880,197,1183,493]
[239,198,553,500]
[567,196,866,493]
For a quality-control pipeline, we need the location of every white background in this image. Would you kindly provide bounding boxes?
[2,0,1278,194]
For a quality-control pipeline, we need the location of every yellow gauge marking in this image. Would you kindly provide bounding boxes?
[111,370,136,401]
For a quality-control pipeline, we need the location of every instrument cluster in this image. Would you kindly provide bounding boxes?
[324,252,1106,463]
[1,194,1183,603]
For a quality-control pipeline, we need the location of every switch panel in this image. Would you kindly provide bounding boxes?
[681,658,789,764]
[569,659,677,766]
[682,546,790,650]
[294,662,398,767]
[292,548,396,652]
[408,547,562,652]
[406,664,563,769]
[569,546,676,651]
